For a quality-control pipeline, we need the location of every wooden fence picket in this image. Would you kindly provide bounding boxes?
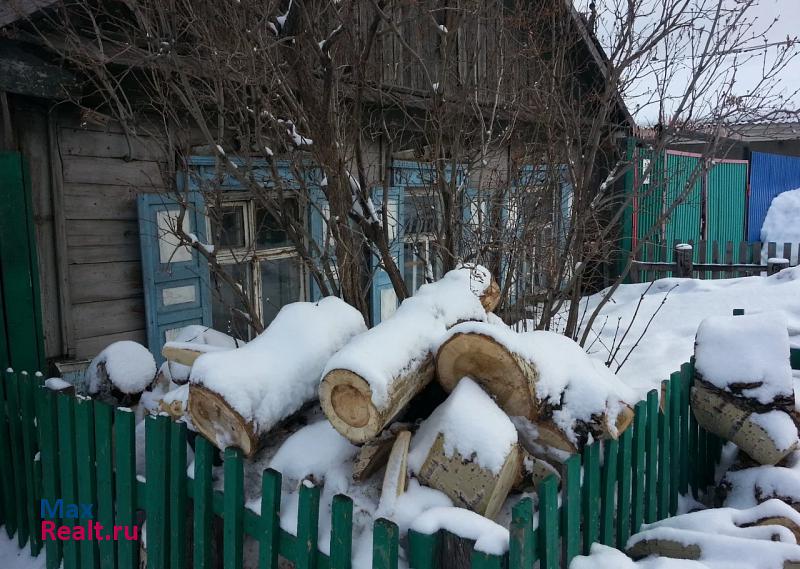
[95,402,116,569]
[57,392,79,569]
[36,385,61,569]
[75,396,98,568]
[169,421,188,569]
[8,351,800,569]
[114,407,138,569]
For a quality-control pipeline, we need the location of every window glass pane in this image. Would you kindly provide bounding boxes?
[404,242,428,293]
[260,257,302,326]
[255,201,298,248]
[404,192,437,234]
[211,206,246,248]
[211,263,253,340]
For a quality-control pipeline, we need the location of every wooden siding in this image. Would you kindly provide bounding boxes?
[56,115,168,359]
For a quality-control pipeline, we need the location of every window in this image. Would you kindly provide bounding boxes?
[403,189,441,293]
[209,198,304,340]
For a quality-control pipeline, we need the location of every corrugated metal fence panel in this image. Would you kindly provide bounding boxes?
[748,151,800,241]
[663,151,703,246]
[635,147,663,244]
[706,160,747,250]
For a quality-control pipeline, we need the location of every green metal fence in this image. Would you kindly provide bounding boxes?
[3,350,800,569]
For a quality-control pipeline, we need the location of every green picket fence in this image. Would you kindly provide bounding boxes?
[2,349,800,569]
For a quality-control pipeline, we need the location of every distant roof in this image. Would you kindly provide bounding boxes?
[0,0,57,28]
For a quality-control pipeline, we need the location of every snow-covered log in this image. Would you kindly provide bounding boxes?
[161,326,244,383]
[721,465,800,512]
[436,323,636,451]
[694,312,795,409]
[691,382,799,465]
[85,341,157,405]
[320,265,497,443]
[188,297,366,456]
[626,500,800,568]
[692,312,798,464]
[408,378,521,519]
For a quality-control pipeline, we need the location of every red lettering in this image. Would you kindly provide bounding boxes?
[41,521,56,540]
[114,525,122,540]
[94,522,104,541]
[72,525,85,541]
[124,525,138,540]
[57,526,71,540]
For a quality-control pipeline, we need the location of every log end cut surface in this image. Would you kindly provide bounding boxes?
[436,332,537,419]
[188,385,257,457]
[320,369,382,444]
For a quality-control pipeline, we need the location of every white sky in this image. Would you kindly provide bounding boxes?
[583,0,800,124]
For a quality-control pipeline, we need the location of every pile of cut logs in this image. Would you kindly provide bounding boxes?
[154,266,634,521]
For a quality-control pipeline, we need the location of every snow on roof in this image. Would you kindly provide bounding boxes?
[694,312,793,404]
[408,377,517,475]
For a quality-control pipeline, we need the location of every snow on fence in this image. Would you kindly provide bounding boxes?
[3,350,800,569]
[631,240,799,283]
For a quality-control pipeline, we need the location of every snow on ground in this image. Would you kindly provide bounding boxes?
[580,267,800,398]
[761,188,800,265]
[0,532,48,569]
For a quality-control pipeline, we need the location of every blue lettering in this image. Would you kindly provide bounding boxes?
[40,499,62,519]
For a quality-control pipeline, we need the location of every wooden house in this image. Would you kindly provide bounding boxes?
[0,0,633,373]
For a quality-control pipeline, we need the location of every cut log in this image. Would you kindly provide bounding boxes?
[162,344,208,367]
[627,500,800,568]
[159,384,190,422]
[408,378,522,519]
[436,332,539,418]
[416,434,521,520]
[513,449,560,492]
[627,532,800,568]
[377,431,411,513]
[691,382,799,465]
[188,297,366,456]
[320,266,497,443]
[436,323,636,451]
[721,466,800,512]
[352,424,414,482]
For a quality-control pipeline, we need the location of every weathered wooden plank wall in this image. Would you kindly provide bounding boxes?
[56,113,167,359]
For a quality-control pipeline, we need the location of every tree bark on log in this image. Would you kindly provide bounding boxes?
[320,356,436,444]
[691,382,799,465]
[320,267,499,443]
[188,297,367,456]
[436,330,635,451]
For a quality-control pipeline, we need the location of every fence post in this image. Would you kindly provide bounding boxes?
[674,244,693,278]
[767,258,789,275]
[373,519,398,569]
[330,495,353,569]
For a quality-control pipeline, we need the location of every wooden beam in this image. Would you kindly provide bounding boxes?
[0,42,79,100]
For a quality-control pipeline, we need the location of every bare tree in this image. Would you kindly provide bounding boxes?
[16,0,796,339]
